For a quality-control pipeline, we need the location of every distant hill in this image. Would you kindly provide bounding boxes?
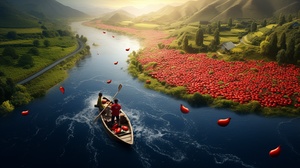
[133,0,300,24]
[5,0,88,20]
[0,1,39,28]
[95,9,135,24]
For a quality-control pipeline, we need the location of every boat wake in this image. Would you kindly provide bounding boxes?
[55,92,105,167]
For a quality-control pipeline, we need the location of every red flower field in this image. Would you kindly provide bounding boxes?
[85,21,300,108]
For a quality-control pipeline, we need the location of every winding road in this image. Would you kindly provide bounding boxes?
[17,39,85,85]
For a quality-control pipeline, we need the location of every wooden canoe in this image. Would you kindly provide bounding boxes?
[96,98,134,145]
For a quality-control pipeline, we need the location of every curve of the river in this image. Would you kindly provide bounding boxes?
[1,22,300,168]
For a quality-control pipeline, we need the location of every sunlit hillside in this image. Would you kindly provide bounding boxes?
[95,9,135,24]
[132,0,300,24]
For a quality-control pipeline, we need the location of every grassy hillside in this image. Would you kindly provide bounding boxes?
[0,1,39,28]
[95,9,134,24]
[7,0,89,20]
[133,0,300,24]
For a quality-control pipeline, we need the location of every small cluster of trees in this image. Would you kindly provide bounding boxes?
[0,78,32,113]
[1,28,74,69]
[259,12,300,65]
[181,25,220,53]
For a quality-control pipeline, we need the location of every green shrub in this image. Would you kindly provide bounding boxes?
[0,100,14,113]
[185,92,212,106]
[213,98,234,108]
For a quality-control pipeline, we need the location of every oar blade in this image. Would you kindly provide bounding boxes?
[118,84,122,91]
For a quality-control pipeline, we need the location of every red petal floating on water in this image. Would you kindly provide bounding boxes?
[21,110,29,116]
[59,86,65,94]
[180,104,189,114]
[217,118,231,127]
[269,146,281,157]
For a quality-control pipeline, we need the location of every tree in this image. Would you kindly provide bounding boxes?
[286,37,295,64]
[279,32,286,50]
[206,25,212,34]
[0,80,5,103]
[209,39,218,51]
[250,22,257,32]
[2,46,19,59]
[28,47,39,56]
[268,32,278,59]
[217,21,221,30]
[0,100,14,113]
[213,28,220,45]
[260,40,270,55]
[261,19,267,27]
[6,31,17,39]
[293,44,300,62]
[4,78,15,100]
[278,13,286,26]
[10,85,32,106]
[288,14,293,22]
[183,35,189,51]
[80,35,87,43]
[195,28,204,46]
[228,18,233,27]
[44,39,50,47]
[33,39,40,47]
[276,49,286,65]
[18,54,34,68]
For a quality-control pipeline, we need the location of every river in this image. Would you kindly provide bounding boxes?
[0,22,300,168]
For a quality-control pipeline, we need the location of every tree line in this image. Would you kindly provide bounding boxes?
[177,11,300,65]
[0,28,88,113]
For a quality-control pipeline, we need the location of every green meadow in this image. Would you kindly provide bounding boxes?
[0,36,77,83]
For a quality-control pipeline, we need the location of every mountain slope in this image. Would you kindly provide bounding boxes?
[134,0,300,24]
[0,1,39,28]
[8,0,89,19]
[95,9,135,24]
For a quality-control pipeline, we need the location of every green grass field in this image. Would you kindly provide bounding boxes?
[119,21,160,29]
[0,28,42,34]
[0,36,78,83]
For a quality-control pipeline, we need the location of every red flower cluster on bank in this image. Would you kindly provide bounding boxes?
[87,21,300,108]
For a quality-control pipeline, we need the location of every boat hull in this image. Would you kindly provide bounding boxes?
[97,98,134,145]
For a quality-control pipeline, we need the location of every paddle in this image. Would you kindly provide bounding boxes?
[94,84,122,122]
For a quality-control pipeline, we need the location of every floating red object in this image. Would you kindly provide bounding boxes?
[107,80,112,84]
[114,61,118,65]
[59,86,65,94]
[125,48,130,51]
[21,110,29,116]
[112,35,115,38]
[103,31,106,34]
[217,117,231,127]
[269,146,281,157]
[180,104,189,114]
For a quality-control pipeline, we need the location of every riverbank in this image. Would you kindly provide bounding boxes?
[83,20,300,117]
[24,46,90,98]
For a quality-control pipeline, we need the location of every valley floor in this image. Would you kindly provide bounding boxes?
[83,20,300,117]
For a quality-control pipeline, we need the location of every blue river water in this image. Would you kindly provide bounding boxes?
[1,22,300,168]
